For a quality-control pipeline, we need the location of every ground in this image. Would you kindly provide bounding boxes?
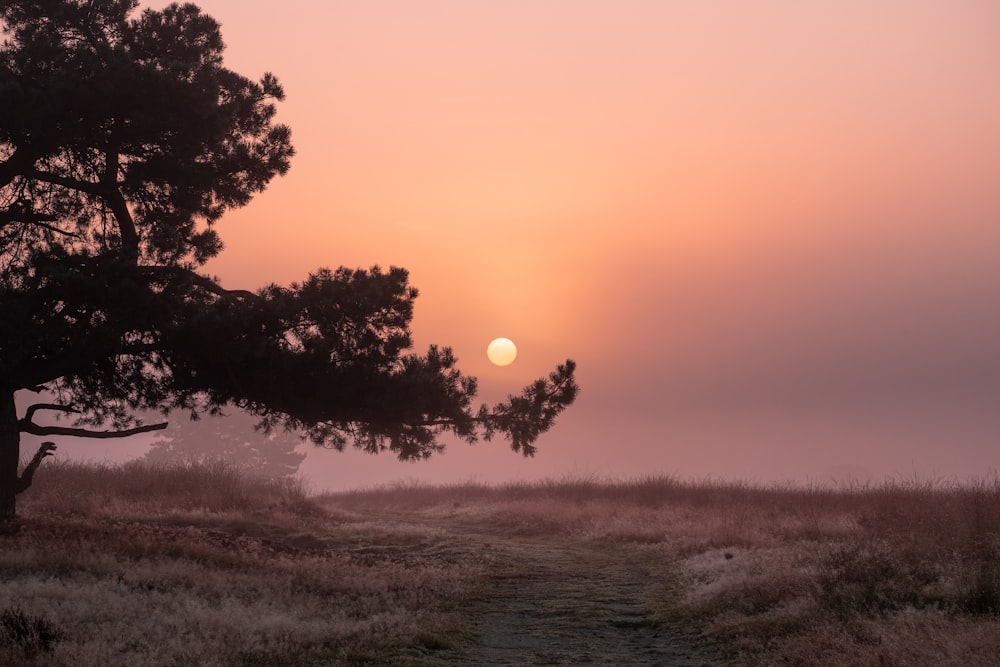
[4,463,1000,665]
[362,509,717,665]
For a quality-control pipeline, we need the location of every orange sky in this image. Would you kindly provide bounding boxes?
[99,1,1000,488]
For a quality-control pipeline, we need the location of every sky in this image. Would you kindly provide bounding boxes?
[64,1,1000,490]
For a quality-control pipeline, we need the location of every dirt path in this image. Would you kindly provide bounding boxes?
[386,512,720,666]
[459,539,714,665]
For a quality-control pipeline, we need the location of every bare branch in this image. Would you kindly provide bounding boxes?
[19,404,168,440]
[15,442,57,495]
[19,421,168,438]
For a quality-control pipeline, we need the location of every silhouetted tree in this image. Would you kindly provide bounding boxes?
[0,0,577,520]
[144,409,305,480]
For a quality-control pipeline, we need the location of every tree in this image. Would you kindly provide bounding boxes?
[144,409,306,480]
[0,0,577,520]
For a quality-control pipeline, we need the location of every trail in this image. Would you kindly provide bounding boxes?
[462,539,713,665]
[383,512,719,666]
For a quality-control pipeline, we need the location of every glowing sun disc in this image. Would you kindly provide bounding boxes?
[487,337,517,366]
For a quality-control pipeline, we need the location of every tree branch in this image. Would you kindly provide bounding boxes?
[0,210,79,239]
[19,421,168,438]
[102,118,138,258]
[25,168,102,197]
[15,442,56,495]
[21,403,80,423]
[19,404,168,439]
[23,218,80,238]
[103,185,140,259]
[142,265,258,300]
[25,166,139,256]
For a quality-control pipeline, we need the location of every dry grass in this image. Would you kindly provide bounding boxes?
[647,478,1000,666]
[324,474,1000,665]
[17,459,316,520]
[2,461,487,666]
[4,464,999,665]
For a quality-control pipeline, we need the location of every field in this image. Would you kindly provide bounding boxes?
[2,461,999,665]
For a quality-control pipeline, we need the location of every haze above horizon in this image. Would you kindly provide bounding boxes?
[59,1,999,490]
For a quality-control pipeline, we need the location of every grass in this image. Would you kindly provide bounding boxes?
[3,463,1000,665]
[3,460,487,666]
[649,477,1000,666]
[320,473,1000,665]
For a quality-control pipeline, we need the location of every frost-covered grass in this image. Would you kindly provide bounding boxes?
[650,477,1000,666]
[5,464,1000,665]
[2,461,485,666]
[323,474,1000,665]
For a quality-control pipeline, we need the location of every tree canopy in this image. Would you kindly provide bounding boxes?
[0,0,577,519]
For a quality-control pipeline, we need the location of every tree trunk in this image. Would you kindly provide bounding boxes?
[0,389,19,521]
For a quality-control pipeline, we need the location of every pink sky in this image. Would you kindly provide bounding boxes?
[68,1,1000,489]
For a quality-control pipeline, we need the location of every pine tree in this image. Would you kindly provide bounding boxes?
[0,1,577,520]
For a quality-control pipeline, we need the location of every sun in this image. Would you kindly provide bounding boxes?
[486,337,517,366]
